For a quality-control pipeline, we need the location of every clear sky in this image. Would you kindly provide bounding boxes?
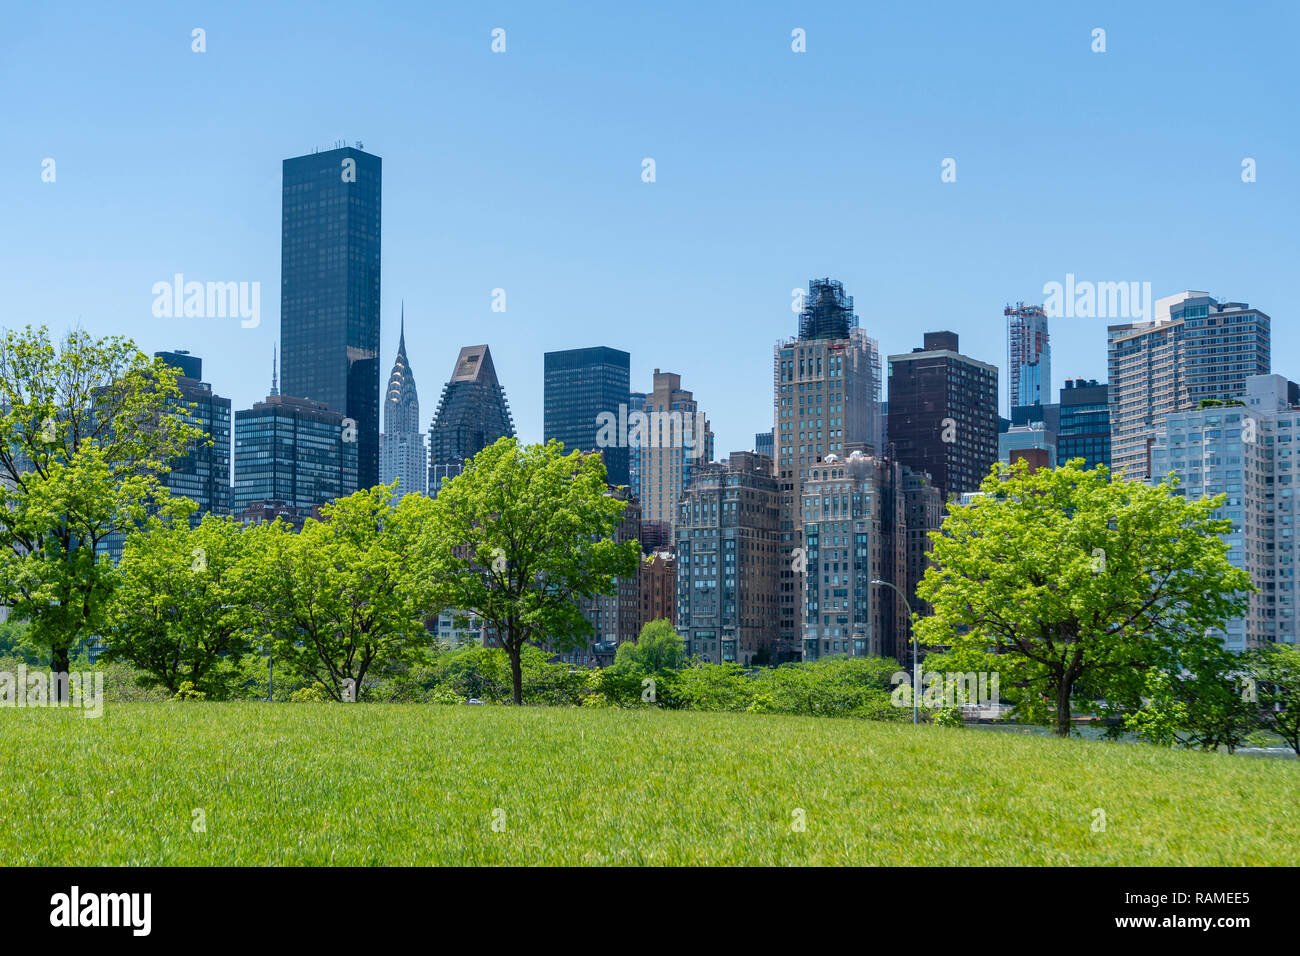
[3,0,1297,455]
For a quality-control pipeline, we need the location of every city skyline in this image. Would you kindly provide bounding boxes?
[4,2,1295,457]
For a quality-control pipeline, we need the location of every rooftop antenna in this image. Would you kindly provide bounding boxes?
[270,342,279,396]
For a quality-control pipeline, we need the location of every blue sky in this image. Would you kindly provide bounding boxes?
[3,0,1297,455]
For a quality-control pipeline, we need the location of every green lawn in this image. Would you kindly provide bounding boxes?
[2,703,1296,865]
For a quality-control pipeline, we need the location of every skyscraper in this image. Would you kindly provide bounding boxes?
[886,331,999,500]
[773,278,884,660]
[427,344,515,494]
[1108,292,1270,481]
[799,449,907,662]
[1058,378,1110,469]
[233,394,358,517]
[280,145,382,489]
[379,306,427,497]
[543,347,630,487]
[1006,302,1051,413]
[635,369,713,534]
[675,451,780,665]
[1150,375,1298,651]
[154,350,232,517]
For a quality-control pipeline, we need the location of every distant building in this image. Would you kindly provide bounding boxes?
[153,350,232,517]
[544,346,631,487]
[1058,378,1110,469]
[564,488,641,666]
[1000,422,1057,467]
[635,369,713,535]
[1108,291,1269,480]
[1006,302,1051,412]
[1150,374,1298,651]
[887,331,999,500]
[627,390,647,495]
[901,469,944,656]
[233,395,358,514]
[774,278,884,661]
[427,344,514,495]
[280,146,382,489]
[378,307,428,497]
[639,551,675,634]
[675,451,780,665]
[755,430,774,462]
[800,450,906,661]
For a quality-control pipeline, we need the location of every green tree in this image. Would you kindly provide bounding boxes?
[610,618,686,674]
[237,485,439,701]
[1121,640,1258,752]
[1254,643,1300,755]
[102,511,253,697]
[0,326,202,687]
[422,438,640,705]
[915,459,1253,736]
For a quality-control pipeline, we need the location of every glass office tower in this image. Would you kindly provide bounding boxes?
[280,146,382,488]
[543,346,630,486]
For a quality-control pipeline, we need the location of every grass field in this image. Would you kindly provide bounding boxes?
[2,703,1297,865]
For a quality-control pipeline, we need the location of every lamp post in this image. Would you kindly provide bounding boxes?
[871,579,918,725]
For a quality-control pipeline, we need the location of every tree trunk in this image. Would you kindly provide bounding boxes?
[51,646,71,704]
[509,644,523,706]
[1054,678,1072,737]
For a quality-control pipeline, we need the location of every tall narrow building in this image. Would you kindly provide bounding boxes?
[1108,291,1270,481]
[675,451,780,665]
[427,344,515,493]
[379,306,428,497]
[1006,302,1051,413]
[635,369,713,534]
[543,347,631,487]
[773,278,883,660]
[280,145,382,488]
[154,350,232,518]
[886,331,999,500]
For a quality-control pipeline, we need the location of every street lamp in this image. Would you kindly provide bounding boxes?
[871,579,918,725]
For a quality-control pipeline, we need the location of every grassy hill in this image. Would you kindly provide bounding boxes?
[2,703,1296,865]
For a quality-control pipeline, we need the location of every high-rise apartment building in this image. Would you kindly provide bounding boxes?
[427,344,514,494]
[544,347,631,487]
[280,146,382,489]
[635,369,713,533]
[1108,292,1270,481]
[901,469,944,651]
[1006,303,1051,412]
[1058,378,1110,469]
[1150,374,1298,651]
[233,394,358,517]
[639,551,675,632]
[887,331,999,500]
[773,278,884,660]
[627,390,646,495]
[675,451,780,665]
[800,449,907,662]
[154,350,231,517]
[379,310,427,497]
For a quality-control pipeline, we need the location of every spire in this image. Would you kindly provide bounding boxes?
[398,301,406,356]
[270,342,279,396]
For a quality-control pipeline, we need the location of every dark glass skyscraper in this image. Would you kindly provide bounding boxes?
[427,344,515,493]
[543,346,630,487]
[154,350,231,516]
[1058,378,1110,469]
[233,395,358,515]
[280,146,381,488]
